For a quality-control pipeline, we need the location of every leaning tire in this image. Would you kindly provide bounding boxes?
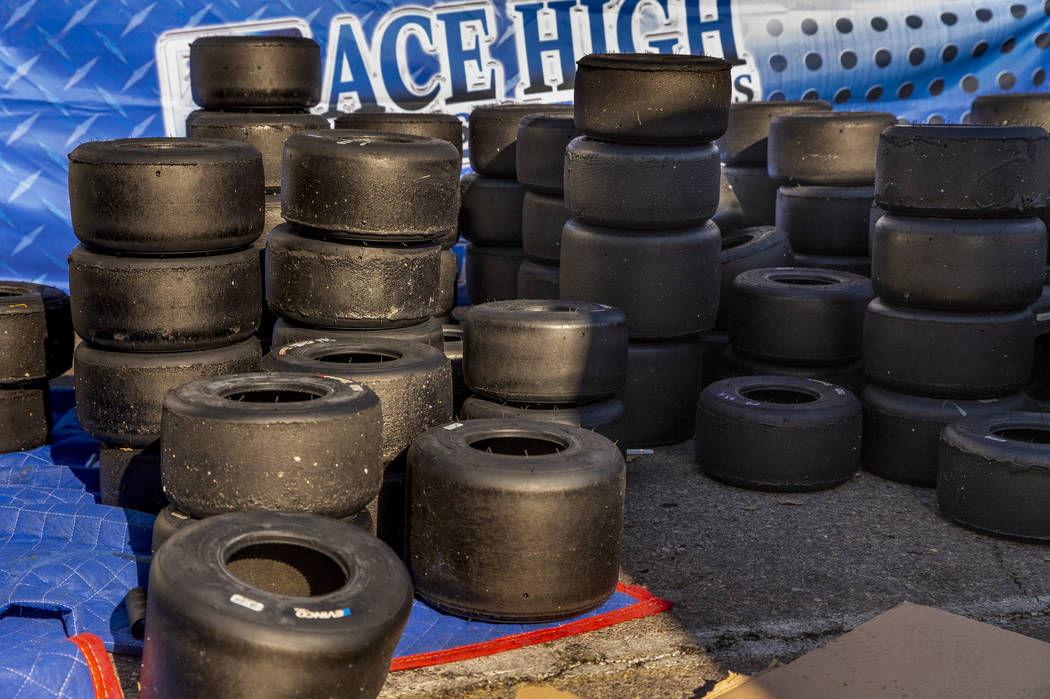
[460,395,625,447]
[572,53,730,144]
[775,186,874,257]
[141,511,412,698]
[189,36,322,109]
[560,219,720,338]
[718,226,794,328]
[564,137,720,229]
[871,215,1046,310]
[68,245,261,352]
[270,316,444,351]
[68,138,264,254]
[468,104,573,178]
[161,373,383,518]
[266,225,440,328]
[863,300,1034,397]
[861,384,1029,487]
[333,111,463,156]
[0,384,50,453]
[465,244,525,303]
[767,111,897,185]
[875,124,1050,218]
[696,376,862,491]
[281,131,460,241]
[0,282,72,382]
[74,338,261,447]
[186,111,329,191]
[407,419,624,621]
[938,412,1050,540]
[264,339,452,466]
[462,300,627,403]
[729,267,873,365]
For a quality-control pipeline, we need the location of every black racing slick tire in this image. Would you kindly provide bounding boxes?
[459,174,525,246]
[767,111,897,185]
[717,100,831,165]
[696,376,861,491]
[74,338,262,447]
[68,138,264,254]
[875,124,1050,218]
[99,442,166,513]
[407,419,624,621]
[462,299,627,403]
[871,215,1046,311]
[161,373,383,518]
[265,225,440,328]
[560,219,720,339]
[0,282,72,382]
[516,259,560,300]
[572,53,730,145]
[863,300,1034,398]
[465,244,525,303]
[861,384,1030,487]
[264,339,452,466]
[718,226,793,328]
[0,384,50,453]
[938,412,1050,541]
[68,245,261,352]
[521,192,569,264]
[189,36,322,109]
[281,130,460,241]
[564,137,720,229]
[333,111,463,156]
[515,114,580,193]
[621,339,702,447]
[468,104,573,179]
[140,511,412,698]
[775,186,874,257]
[186,111,329,191]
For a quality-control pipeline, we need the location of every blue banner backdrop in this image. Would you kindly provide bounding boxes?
[1,1,1048,285]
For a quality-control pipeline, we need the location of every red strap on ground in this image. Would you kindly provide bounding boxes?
[390,583,673,672]
[68,634,124,699]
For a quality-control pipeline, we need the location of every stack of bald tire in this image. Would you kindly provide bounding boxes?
[717,100,831,227]
[970,93,1050,400]
[184,36,329,349]
[515,114,580,299]
[266,128,459,352]
[767,111,897,276]
[459,300,627,444]
[862,124,1049,492]
[67,138,264,513]
[559,54,728,447]
[0,283,72,452]
[462,104,572,302]
[334,109,465,319]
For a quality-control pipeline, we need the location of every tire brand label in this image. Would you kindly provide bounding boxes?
[230,594,264,612]
[1037,312,1050,323]
[278,338,335,356]
[718,391,760,407]
[984,435,1009,443]
[444,422,464,430]
[294,606,352,620]
[318,375,365,392]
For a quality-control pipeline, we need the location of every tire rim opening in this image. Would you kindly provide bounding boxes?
[316,351,400,364]
[469,435,565,455]
[768,275,837,286]
[740,388,820,404]
[223,389,324,403]
[226,542,346,597]
[993,427,1050,445]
